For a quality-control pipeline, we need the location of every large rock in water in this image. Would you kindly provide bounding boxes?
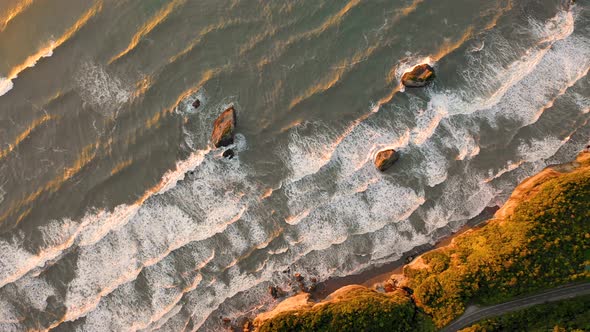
[401,64,435,87]
[211,107,236,148]
[374,149,399,171]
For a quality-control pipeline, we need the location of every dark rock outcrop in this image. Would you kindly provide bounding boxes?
[268,286,285,299]
[223,149,235,159]
[211,107,236,148]
[374,149,399,171]
[243,320,254,332]
[401,64,435,87]
[192,99,201,109]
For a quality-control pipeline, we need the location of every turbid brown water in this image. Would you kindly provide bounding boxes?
[0,0,589,330]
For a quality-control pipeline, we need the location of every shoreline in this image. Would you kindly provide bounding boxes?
[309,206,499,300]
[309,150,590,300]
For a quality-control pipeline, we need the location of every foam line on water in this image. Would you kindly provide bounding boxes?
[41,144,261,327]
[0,148,209,290]
[86,264,204,332]
[450,10,576,117]
[75,62,133,117]
[0,83,226,289]
[55,173,421,330]
[0,2,102,97]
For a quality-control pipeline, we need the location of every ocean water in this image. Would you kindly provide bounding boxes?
[0,0,588,330]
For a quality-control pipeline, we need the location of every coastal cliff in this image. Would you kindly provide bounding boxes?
[251,151,590,331]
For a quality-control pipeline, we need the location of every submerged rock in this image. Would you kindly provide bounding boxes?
[294,273,304,282]
[401,64,435,87]
[374,149,399,171]
[211,107,236,148]
[269,286,285,299]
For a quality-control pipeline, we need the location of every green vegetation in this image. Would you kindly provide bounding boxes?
[258,288,434,332]
[459,294,590,332]
[406,165,590,327]
[257,154,590,331]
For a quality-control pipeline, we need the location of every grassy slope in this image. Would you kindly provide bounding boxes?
[258,287,434,332]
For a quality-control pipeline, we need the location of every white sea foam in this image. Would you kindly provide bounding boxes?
[281,122,338,182]
[572,89,590,110]
[76,62,133,117]
[506,136,578,188]
[440,119,481,160]
[51,148,425,330]
[187,127,568,326]
[417,141,450,187]
[0,220,78,289]
[287,183,423,254]
[0,78,14,96]
[211,8,588,322]
[430,10,579,119]
[484,36,590,125]
[176,89,208,115]
[143,133,567,331]
[57,155,252,324]
[411,98,449,146]
[517,136,567,161]
[145,304,183,331]
[0,44,54,97]
[15,276,56,312]
[0,297,20,330]
[295,218,432,279]
[81,257,203,332]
